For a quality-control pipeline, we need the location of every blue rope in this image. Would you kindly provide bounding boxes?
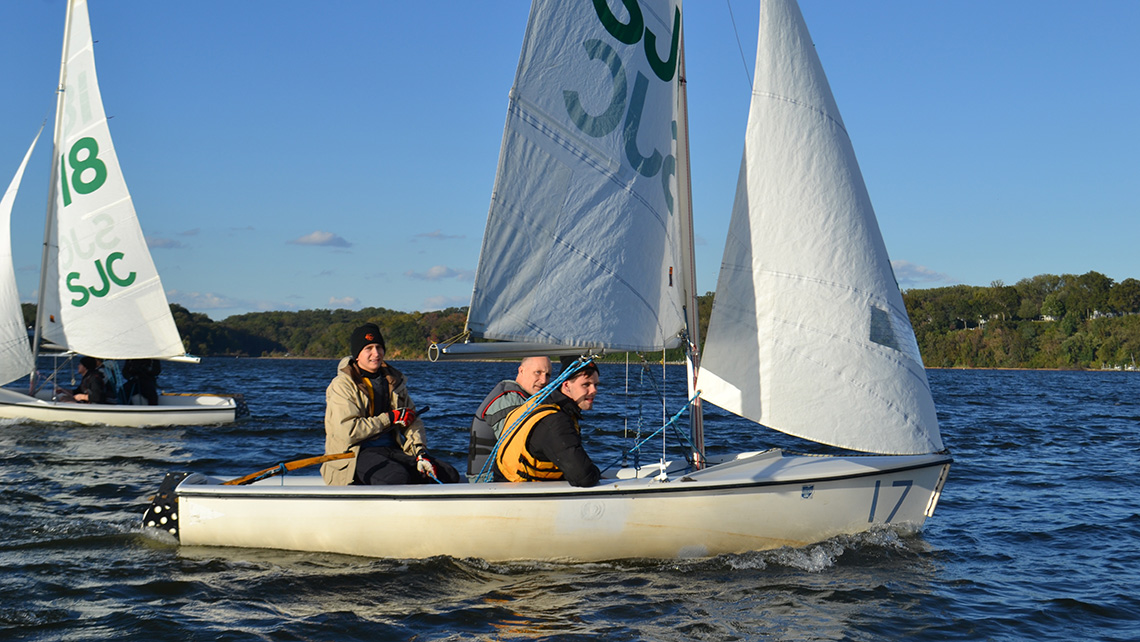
[473,357,596,483]
[600,391,700,475]
[246,462,289,485]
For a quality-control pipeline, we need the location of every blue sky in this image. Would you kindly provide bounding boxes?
[2,1,1137,320]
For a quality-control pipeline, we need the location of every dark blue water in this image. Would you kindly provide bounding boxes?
[1,359,1137,641]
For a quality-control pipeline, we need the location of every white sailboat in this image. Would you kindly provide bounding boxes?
[149,0,949,561]
[0,0,240,427]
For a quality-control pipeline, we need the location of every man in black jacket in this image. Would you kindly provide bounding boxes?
[67,356,106,404]
[493,361,601,487]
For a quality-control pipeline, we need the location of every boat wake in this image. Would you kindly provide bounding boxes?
[722,526,927,572]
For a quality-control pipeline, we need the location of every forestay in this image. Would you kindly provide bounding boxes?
[466,0,692,352]
[38,0,184,359]
[697,0,942,455]
[0,132,41,386]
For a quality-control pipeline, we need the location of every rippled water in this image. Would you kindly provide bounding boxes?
[1,359,1138,641]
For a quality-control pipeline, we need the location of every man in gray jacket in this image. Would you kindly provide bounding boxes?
[467,356,552,481]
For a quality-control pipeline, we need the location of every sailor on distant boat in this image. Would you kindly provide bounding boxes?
[122,358,162,405]
[60,356,106,404]
[467,355,552,481]
[321,323,459,485]
[494,359,601,487]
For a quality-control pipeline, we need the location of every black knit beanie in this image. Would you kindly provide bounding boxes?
[560,356,598,379]
[350,323,385,359]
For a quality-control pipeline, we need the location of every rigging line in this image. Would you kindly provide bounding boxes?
[725,0,753,90]
[661,348,667,466]
[622,352,630,467]
[619,354,668,463]
[599,392,701,474]
[635,356,645,469]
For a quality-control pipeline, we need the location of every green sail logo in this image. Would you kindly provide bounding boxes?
[67,251,136,307]
[59,136,107,207]
[564,0,681,213]
[58,136,137,307]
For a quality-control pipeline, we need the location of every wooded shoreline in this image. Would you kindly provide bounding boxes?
[24,271,1139,370]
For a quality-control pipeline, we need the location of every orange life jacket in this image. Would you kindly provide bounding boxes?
[494,400,576,482]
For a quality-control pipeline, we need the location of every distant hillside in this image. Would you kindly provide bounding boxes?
[902,272,1139,369]
[26,271,1138,369]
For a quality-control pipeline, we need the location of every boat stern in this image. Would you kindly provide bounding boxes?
[141,471,193,539]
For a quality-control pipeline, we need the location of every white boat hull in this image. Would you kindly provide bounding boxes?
[158,450,951,561]
[0,387,238,427]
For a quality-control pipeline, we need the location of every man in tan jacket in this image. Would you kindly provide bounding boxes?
[321,323,458,485]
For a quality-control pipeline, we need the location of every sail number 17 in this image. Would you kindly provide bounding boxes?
[869,479,913,523]
[59,137,108,206]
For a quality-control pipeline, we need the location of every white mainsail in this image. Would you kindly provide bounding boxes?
[466,0,692,352]
[36,0,184,359]
[0,131,42,386]
[698,0,942,455]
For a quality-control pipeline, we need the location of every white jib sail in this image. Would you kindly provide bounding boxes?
[698,0,942,455]
[39,0,184,359]
[0,131,42,386]
[466,0,689,352]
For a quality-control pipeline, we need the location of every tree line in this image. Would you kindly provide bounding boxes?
[22,271,1140,369]
[903,271,1140,369]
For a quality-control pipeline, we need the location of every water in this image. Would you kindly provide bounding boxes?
[2,359,1138,641]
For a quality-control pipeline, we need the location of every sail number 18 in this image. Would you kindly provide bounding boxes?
[60,137,108,206]
[57,136,137,308]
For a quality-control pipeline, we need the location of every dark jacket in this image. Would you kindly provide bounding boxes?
[494,389,600,487]
[74,368,107,404]
[468,379,528,480]
[122,359,161,405]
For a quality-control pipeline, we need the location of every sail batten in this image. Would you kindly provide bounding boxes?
[698,0,942,455]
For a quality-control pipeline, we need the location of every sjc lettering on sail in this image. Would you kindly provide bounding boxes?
[67,251,136,307]
[564,1,681,213]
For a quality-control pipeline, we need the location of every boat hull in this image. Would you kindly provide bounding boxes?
[0,387,238,427]
[163,450,951,561]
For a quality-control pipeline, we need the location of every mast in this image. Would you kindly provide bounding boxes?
[675,20,705,468]
[31,0,75,368]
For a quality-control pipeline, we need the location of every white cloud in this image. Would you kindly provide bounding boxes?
[289,230,351,248]
[404,265,474,281]
[166,290,241,310]
[421,295,470,311]
[329,296,359,308]
[167,290,302,319]
[892,260,955,288]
